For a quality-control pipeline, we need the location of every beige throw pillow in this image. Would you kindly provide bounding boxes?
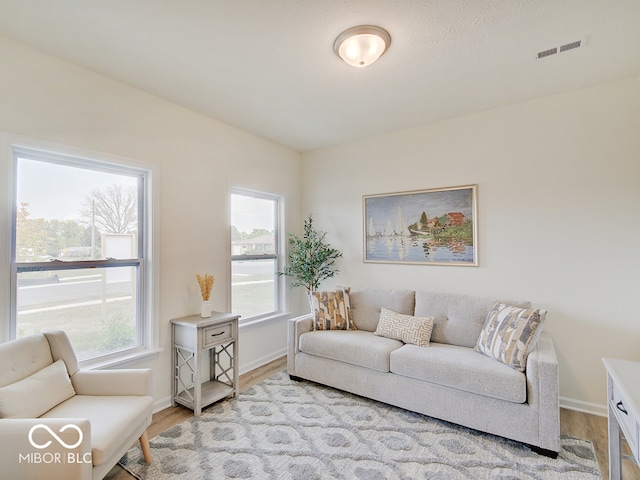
[475,301,547,372]
[374,307,434,347]
[309,287,355,331]
[0,359,76,418]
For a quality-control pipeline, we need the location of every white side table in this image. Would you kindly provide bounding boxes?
[171,312,239,416]
[603,358,640,480]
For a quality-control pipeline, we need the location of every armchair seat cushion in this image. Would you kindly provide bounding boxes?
[41,395,153,466]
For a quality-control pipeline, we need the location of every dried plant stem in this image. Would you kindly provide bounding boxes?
[196,273,215,301]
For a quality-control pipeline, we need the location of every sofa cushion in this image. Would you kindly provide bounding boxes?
[350,289,415,331]
[390,343,526,403]
[374,307,434,347]
[0,359,76,419]
[475,302,547,372]
[41,394,153,466]
[414,291,531,348]
[309,288,355,330]
[299,330,403,372]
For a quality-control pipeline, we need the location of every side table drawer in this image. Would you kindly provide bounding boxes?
[202,323,233,347]
[611,382,639,456]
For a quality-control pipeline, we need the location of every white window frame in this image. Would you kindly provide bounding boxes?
[4,136,159,368]
[230,187,284,324]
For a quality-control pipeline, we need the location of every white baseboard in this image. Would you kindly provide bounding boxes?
[239,348,287,376]
[560,396,607,417]
[153,395,173,413]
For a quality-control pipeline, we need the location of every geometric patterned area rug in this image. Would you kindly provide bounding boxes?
[120,371,602,480]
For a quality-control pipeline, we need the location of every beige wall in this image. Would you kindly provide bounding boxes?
[0,35,302,409]
[1,31,638,413]
[302,77,640,413]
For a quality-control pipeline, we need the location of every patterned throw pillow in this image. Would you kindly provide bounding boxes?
[475,301,547,372]
[309,288,355,331]
[374,307,434,347]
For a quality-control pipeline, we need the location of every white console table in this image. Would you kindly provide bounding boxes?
[603,358,640,480]
[171,312,239,416]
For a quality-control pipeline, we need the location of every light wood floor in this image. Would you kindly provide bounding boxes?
[106,356,640,480]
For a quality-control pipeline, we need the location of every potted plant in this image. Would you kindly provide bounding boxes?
[278,214,342,293]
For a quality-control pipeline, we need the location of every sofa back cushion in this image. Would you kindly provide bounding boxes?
[0,333,54,388]
[414,291,530,348]
[350,289,415,331]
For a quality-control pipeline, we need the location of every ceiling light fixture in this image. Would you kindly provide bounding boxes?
[334,25,391,68]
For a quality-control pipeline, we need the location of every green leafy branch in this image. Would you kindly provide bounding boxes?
[278,214,342,292]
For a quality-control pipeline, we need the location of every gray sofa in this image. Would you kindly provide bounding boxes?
[287,288,560,456]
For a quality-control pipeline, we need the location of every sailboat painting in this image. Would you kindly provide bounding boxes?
[363,185,478,266]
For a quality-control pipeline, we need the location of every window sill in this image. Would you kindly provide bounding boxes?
[239,312,292,329]
[79,347,163,370]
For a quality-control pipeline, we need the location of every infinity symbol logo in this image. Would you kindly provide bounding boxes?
[28,424,83,450]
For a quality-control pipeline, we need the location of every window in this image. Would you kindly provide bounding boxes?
[11,146,152,363]
[230,189,281,320]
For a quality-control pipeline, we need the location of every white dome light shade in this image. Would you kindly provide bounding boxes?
[334,25,391,68]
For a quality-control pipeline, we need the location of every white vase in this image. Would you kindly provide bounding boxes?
[200,301,211,318]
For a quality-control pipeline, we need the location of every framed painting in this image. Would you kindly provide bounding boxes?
[363,184,478,266]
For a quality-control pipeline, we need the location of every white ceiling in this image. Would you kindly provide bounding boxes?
[0,0,639,152]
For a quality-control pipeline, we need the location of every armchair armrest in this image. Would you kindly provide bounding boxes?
[287,314,313,376]
[1,418,92,480]
[71,369,152,396]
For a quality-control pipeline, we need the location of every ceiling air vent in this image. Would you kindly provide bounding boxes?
[559,40,582,52]
[537,47,558,59]
[536,37,587,59]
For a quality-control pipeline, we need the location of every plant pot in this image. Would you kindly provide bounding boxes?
[200,301,211,318]
[307,290,317,325]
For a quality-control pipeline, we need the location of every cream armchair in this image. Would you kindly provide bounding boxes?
[0,331,153,480]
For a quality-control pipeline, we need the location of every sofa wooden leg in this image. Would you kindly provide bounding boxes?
[139,430,152,463]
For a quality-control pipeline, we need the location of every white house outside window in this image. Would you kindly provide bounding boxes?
[11,147,151,362]
[230,189,281,320]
